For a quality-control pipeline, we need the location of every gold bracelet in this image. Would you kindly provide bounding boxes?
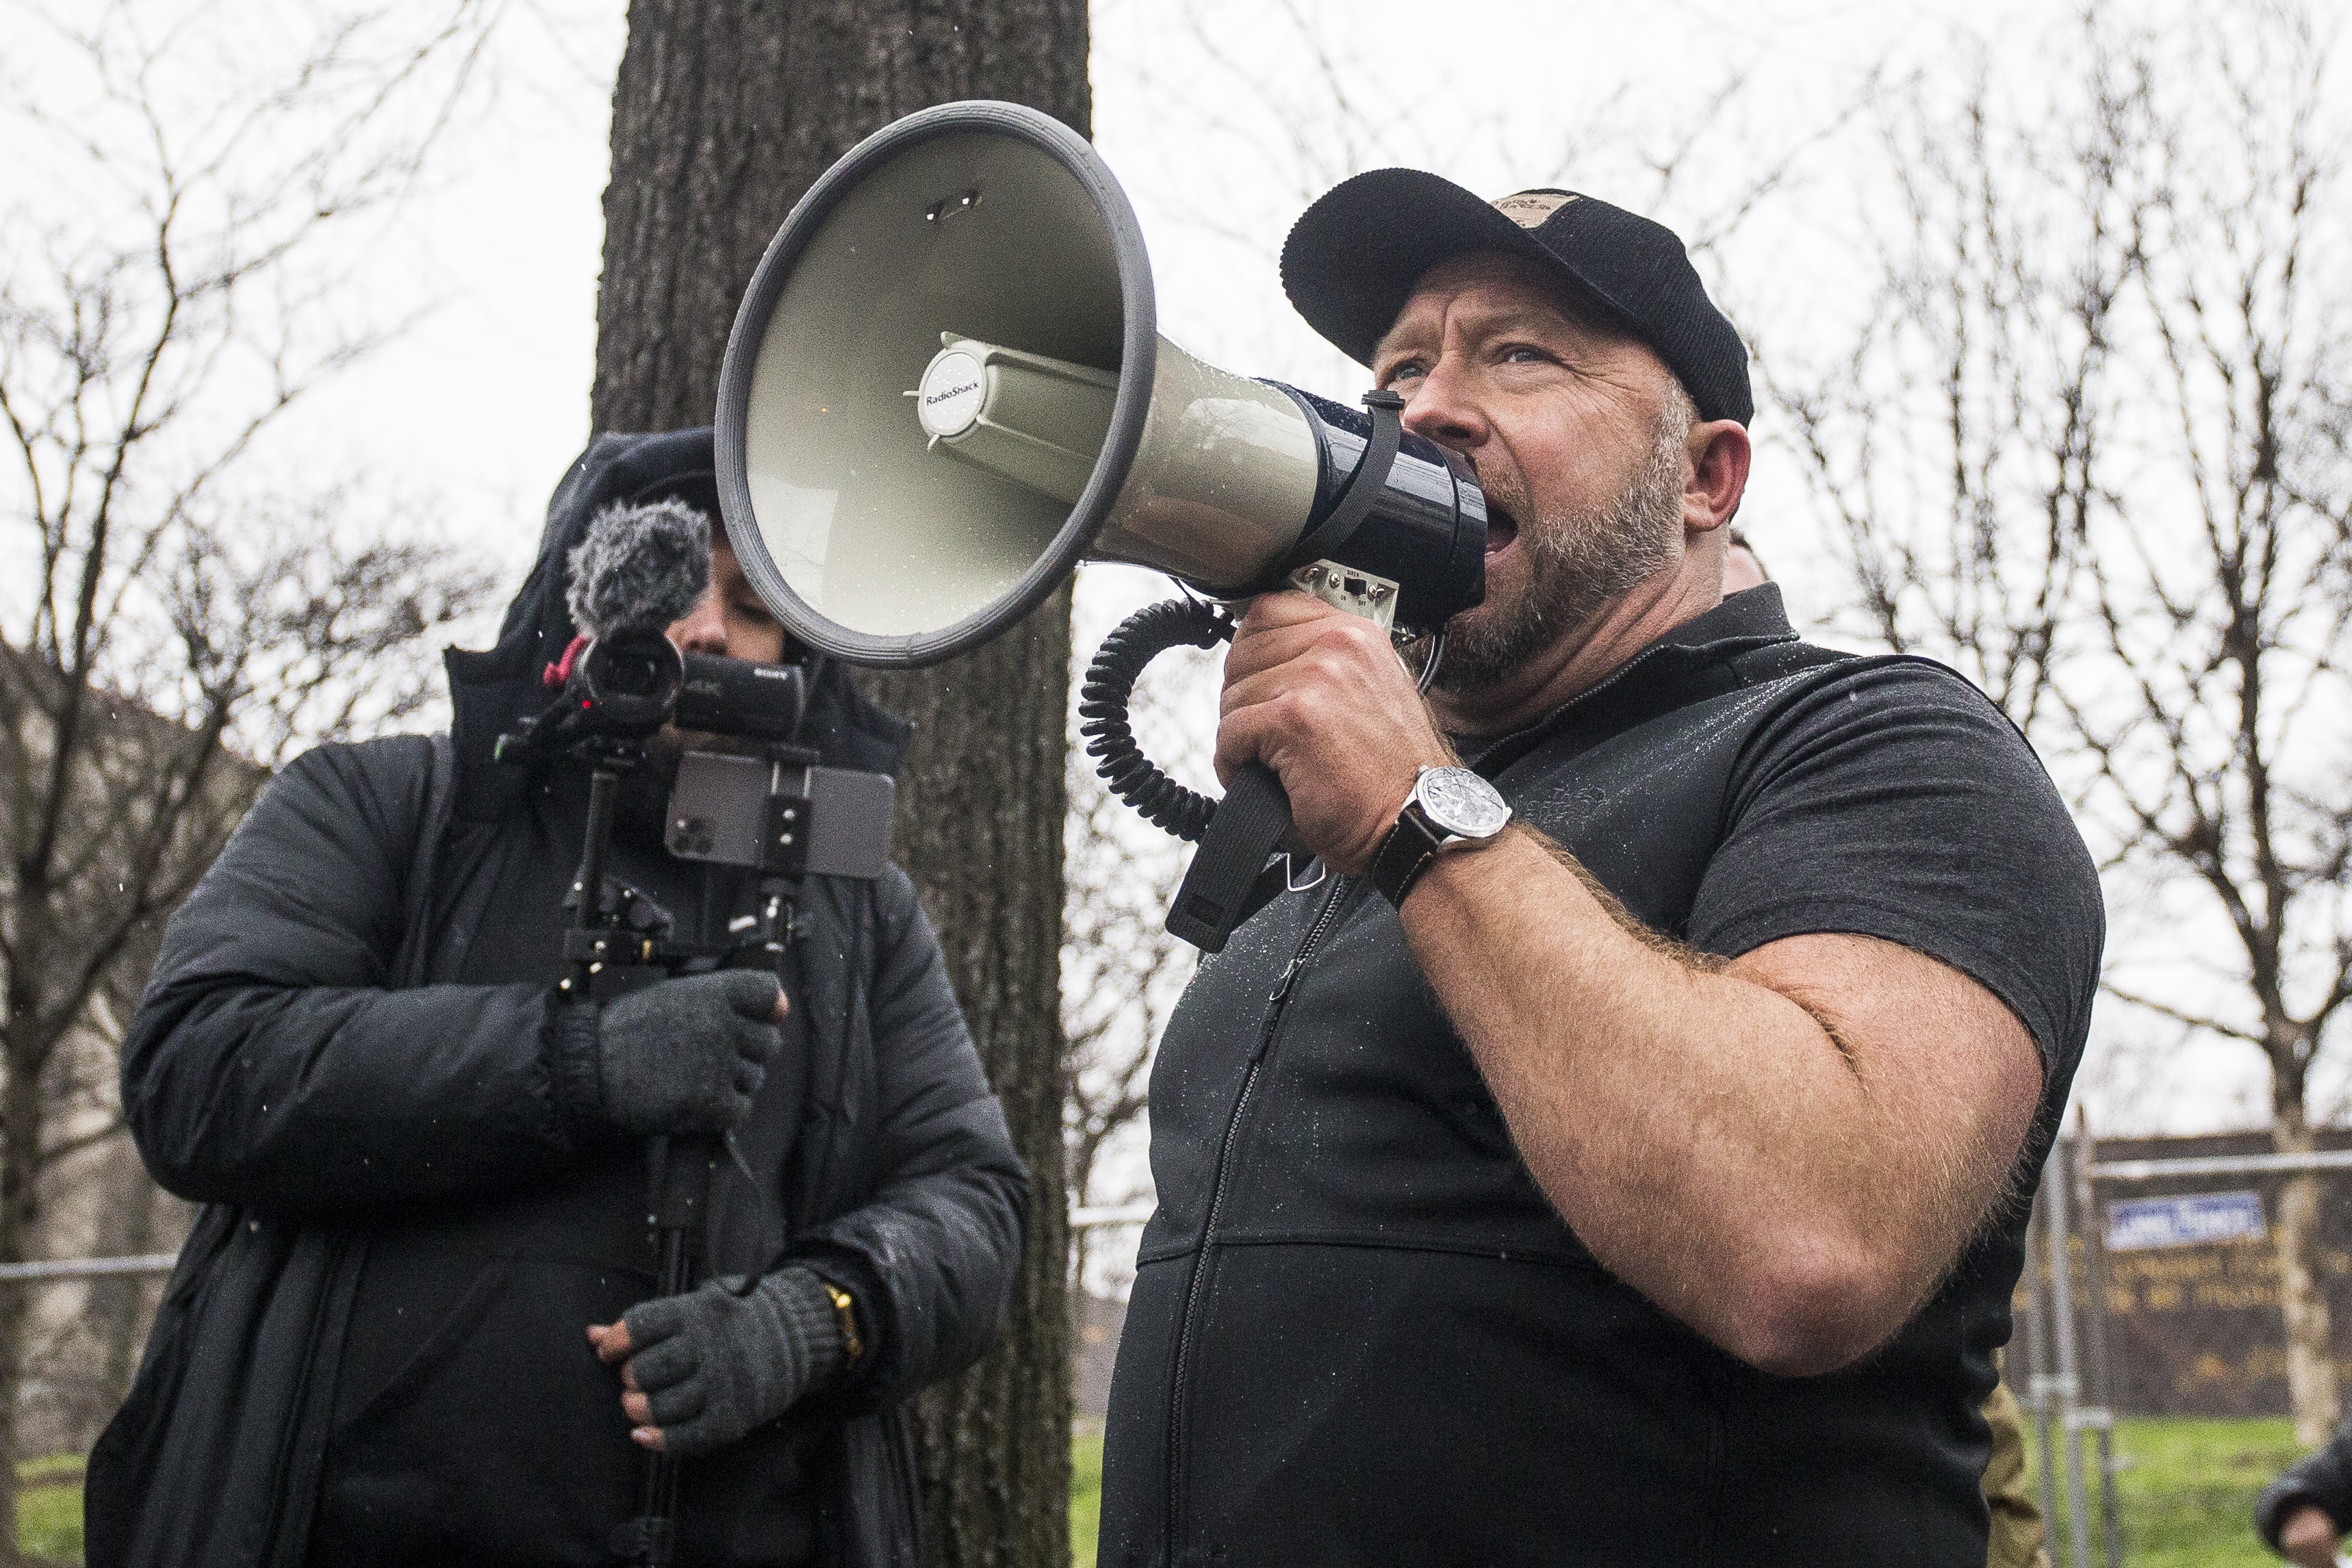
[821,1279,865,1365]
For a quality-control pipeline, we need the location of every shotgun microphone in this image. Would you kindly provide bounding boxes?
[497,500,808,762]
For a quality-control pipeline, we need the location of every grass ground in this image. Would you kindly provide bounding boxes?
[8,1417,2320,1565]
[19,1454,83,1565]
[2085,1416,2304,1567]
[1073,1427,1104,1568]
[1070,1415,2309,1566]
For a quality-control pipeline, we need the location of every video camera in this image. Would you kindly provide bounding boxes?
[490,499,900,1568]
[497,624,893,887]
[497,626,809,757]
[495,493,896,907]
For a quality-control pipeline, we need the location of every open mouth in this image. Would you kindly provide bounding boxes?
[1483,503,1521,558]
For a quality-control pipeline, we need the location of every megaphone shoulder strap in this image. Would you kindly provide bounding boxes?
[1271,388,1407,580]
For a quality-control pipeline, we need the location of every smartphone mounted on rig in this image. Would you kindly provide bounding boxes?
[496,624,894,1568]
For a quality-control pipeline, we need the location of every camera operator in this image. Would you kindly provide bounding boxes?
[88,429,1027,1568]
[1099,177,2104,1564]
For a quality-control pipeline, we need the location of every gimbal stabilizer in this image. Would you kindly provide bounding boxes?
[498,634,889,1568]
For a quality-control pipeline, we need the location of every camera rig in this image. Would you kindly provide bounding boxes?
[498,626,892,1568]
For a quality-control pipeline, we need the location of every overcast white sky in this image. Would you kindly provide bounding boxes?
[318,0,2079,589]
[10,0,2349,1146]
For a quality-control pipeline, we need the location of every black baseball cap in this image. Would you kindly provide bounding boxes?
[1279,168,1752,426]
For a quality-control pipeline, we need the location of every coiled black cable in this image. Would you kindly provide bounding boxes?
[1077,597,1234,843]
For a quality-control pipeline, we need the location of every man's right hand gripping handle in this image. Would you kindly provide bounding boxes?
[555,971,785,1138]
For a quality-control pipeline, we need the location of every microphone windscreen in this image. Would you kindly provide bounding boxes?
[566,498,713,640]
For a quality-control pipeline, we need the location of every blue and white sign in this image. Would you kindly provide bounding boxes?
[2106,1191,2267,1252]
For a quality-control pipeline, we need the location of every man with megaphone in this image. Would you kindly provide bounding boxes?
[631,95,2095,1560]
[1094,176,2104,1564]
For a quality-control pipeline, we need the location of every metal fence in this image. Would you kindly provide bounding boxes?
[2014,1127,2352,1567]
[0,1255,177,1285]
[2017,1130,2116,1568]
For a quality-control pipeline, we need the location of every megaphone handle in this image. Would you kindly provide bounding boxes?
[1166,763,1296,953]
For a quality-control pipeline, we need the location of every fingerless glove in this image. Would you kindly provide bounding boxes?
[620,1266,850,1456]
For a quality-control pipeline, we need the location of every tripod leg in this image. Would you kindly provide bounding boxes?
[614,1138,719,1565]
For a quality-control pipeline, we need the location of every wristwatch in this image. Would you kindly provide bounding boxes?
[1368,766,1512,908]
[820,1278,865,1366]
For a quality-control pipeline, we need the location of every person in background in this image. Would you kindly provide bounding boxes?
[2260,1424,2352,1566]
[1981,1372,2054,1568]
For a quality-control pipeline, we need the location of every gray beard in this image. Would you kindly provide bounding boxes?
[1431,413,1691,697]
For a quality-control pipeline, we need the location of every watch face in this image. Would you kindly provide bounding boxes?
[1416,767,1511,839]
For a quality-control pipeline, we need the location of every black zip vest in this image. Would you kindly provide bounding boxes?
[1100,587,2094,1567]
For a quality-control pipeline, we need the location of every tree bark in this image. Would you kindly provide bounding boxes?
[2273,1099,2340,1445]
[863,613,1070,1567]
[593,5,1086,1563]
[0,1007,40,1568]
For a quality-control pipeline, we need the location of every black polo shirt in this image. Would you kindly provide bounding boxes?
[1099,585,2104,1567]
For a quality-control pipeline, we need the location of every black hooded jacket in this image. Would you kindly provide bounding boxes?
[87,430,1028,1568]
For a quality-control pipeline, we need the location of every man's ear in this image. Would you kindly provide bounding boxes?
[1685,419,1752,535]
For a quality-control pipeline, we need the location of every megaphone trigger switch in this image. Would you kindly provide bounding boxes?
[1289,561,1400,632]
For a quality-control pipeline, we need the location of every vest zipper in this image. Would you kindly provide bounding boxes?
[1164,877,1351,1555]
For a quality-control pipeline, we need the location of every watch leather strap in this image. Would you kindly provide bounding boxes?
[1370,806,1447,908]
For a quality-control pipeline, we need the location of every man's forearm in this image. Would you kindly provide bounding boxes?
[1396,825,2032,1374]
[1205,591,2042,1371]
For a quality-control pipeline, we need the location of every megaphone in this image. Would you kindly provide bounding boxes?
[714,100,1486,951]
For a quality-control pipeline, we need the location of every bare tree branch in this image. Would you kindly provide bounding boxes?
[0,1,504,1542]
[1765,0,2352,1439]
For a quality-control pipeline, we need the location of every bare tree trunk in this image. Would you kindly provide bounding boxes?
[0,974,56,1568]
[2274,1101,2340,1444]
[866,617,1071,1567]
[593,5,1086,1562]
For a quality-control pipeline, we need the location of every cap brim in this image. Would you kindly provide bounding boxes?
[1281,169,1612,366]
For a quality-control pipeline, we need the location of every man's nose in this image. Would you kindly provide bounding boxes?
[1398,358,1487,454]
[668,590,728,657]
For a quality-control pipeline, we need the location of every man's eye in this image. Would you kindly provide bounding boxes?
[1500,346,1549,365]
[1381,361,1428,385]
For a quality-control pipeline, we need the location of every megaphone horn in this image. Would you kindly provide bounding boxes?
[714,100,1487,950]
